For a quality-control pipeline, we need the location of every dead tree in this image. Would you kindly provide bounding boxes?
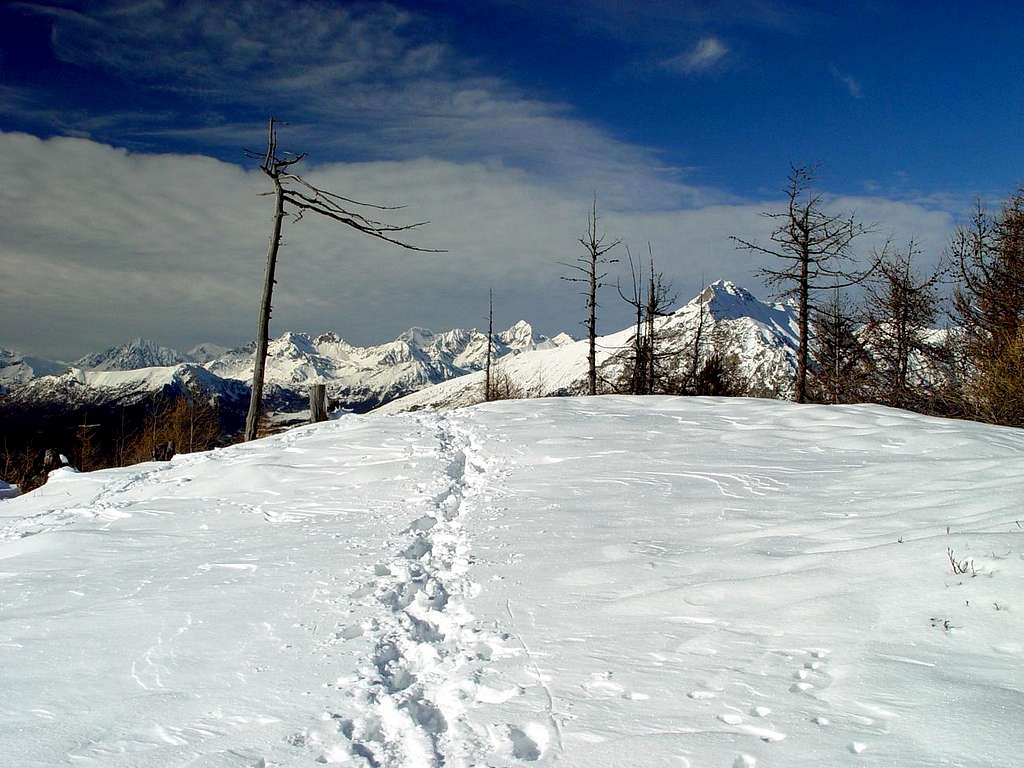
[862,240,945,409]
[243,118,442,441]
[950,192,1024,425]
[616,245,676,395]
[484,288,494,402]
[681,284,711,394]
[561,196,620,395]
[809,288,870,404]
[732,166,873,403]
[617,247,646,395]
[642,249,677,393]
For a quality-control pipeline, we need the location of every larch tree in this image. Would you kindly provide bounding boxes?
[862,240,945,410]
[484,288,494,402]
[561,197,620,396]
[616,245,676,395]
[244,118,442,441]
[731,166,872,403]
[808,288,870,404]
[950,191,1024,425]
[617,246,646,395]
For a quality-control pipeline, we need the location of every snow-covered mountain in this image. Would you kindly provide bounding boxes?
[4,322,571,416]
[75,337,186,371]
[205,321,571,410]
[3,397,1021,766]
[379,280,800,413]
[1,363,250,412]
[0,348,67,393]
[186,342,231,364]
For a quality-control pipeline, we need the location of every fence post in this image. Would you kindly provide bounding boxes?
[310,383,328,423]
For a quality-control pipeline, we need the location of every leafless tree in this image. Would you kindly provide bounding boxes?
[809,288,870,404]
[243,117,442,441]
[862,240,945,409]
[484,288,494,402]
[950,191,1024,425]
[616,245,676,395]
[561,196,620,395]
[731,166,873,403]
[617,247,646,395]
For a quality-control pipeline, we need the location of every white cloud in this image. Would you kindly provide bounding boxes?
[0,132,957,359]
[830,65,863,98]
[661,36,730,75]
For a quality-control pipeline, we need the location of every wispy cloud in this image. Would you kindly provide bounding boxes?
[660,36,730,75]
[830,64,863,98]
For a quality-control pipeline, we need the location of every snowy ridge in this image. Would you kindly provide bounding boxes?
[75,337,186,371]
[1,362,249,411]
[378,280,800,413]
[0,348,66,393]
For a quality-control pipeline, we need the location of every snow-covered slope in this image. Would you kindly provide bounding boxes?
[75,337,187,371]
[378,280,799,413]
[206,321,570,409]
[2,397,1021,767]
[0,348,66,393]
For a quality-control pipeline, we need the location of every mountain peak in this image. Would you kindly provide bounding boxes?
[75,338,185,371]
[498,320,537,349]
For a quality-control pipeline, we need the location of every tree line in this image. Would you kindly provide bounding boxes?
[479,167,1022,428]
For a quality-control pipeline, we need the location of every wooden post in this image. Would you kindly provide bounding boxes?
[310,383,328,423]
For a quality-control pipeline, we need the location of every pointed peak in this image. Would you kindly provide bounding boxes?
[398,327,435,347]
[697,280,757,303]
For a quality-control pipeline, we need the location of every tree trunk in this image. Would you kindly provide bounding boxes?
[244,176,285,441]
[310,383,328,423]
[588,258,597,396]
[796,255,810,404]
[485,288,493,401]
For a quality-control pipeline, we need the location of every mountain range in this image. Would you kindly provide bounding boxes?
[379,280,800,413]
[0,321,573,413]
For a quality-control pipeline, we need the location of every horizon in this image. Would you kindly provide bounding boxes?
[2,1,1020,358]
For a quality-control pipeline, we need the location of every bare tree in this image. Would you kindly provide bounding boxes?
[950,191,1024,425]
[484,288,494,402]
[808,288,870,404]
[862,240,945,409]
[243,118,442,441]
[642,249,677,393]
[615,245,677,395]
[732,166,873,402]
[561,196,620,395]
[617,247,647,395]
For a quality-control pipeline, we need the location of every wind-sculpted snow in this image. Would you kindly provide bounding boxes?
[1,398,1022,767]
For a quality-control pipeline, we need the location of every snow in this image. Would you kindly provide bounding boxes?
[1,397,1022,767]
[0,480,18,500]
[0,348,66,392]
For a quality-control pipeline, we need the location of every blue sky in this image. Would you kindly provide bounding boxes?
[1,0,1020,357]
